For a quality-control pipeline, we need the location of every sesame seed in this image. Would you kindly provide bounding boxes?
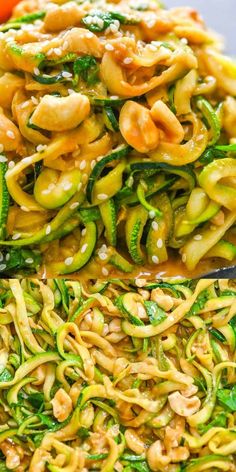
[64,256,74,266]
[99,252,107,260]
[81,228,87,236]
[81,243,88,254]
[46,225,51,235]
[193,234,202,241]
[110,23,119,33]
[36,144,47,153]
[6,130,15,139]
[123,57,133,64]
[12,233,21,240]
[102,267,109,276]
[22,157,32,165]
[79,160,86,170]
[54,48,62,56]
[182,253,187,263]
[77,182,82,191]
[0,155,7,163]
[97,18,104,29]
[181,37,188,44]
[5,253,10,261]
[21,101,30,109]
[152,221,159,231]
[25,258,34,264]
[0,264,6,271]
[86,32,94,39]
[105,43,114,51]
[34,67,40,76]
[62,40,69,51]
[97,193,108,200]
[0,144,4,153]
[91,160,96,169]
[42,188,50,195]
[110,95,119,100]
[63,182,73,191]
[149,210,156,219]
[61,71,72,78]
[152,255,159,264]
[8,161,15,169]
[70,202,79,210]
[31,96,38,105]
[156,238,163,249]
[21,206,30,212]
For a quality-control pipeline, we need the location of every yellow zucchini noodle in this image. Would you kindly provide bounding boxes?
[0,0,235,277]
[0,278,235,471]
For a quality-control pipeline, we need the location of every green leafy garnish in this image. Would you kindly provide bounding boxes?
[82,11,138,32]
[199,146,225,165]
[27,392,44,410]
[0,369,13,382]
[144,301,167,326]
[217,385,236,411]
[187,290,209,316]
[198,412,227,434]
[78,427,90,439]
[73,55,100,86]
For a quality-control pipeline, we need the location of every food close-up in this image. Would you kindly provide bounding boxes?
[0,278,234,471]
[0,0,235,277]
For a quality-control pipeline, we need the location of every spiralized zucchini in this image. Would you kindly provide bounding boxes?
[0,278,235,471]
[0,0,235,277]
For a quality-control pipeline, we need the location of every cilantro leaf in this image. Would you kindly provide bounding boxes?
[0,369,13,382]
[73,55,99,86]
[198,412,227,434]
[217,385,236,411]
[144,301,167,326]
[199,146,225,165]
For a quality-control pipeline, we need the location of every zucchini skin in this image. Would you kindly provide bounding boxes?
[0,162,9,240]
[125,206,148,264]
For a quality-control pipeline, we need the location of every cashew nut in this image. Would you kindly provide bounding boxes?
[0,108,21,151]
[168,391,201,417]
[51,388,73,422]
[147,440,170,472]
[151,100,185,143]
[119,100,159,153]
[30,93,90,131]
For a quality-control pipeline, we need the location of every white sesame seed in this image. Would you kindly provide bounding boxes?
[0,155,7,163]
[70,202,79,210]
[105,43,114,51]
[193,234,202,241]
[110,23,119,33]
[97,18,104,29]
[21,101,30,109]
[79,160,86,170]
[12,233,21,240]
[123,57,133,64]
[63,182,73,191]
[54,48,62,56]
[25,258,34,264]
[64,256,74,266]
[77,182,82,192]
[61,71,72,78]
[85,15,93,25]
[31,96,38,105]
[110,95,119,100]
[91,160,96,169]
[34,67,40,76]
[97,193,108,200]
[5,253,10,261]
[81,228,87,236]
[6,130,15,139]
[152,221,159,231]
[99,252,107,260]
[36,144,47,153]
[42,189,50,195]
[182,253,187,263]
[0,264,6,271]
[152,255,159,264]
[8,161,15,169]
[149,210,156,219]
[62,40,69,51]
[156,238,163,249]
[22,157,32,165]
[21,206,30,212]
[86,32,94,39]
[81,243,88,254]
[0,144,4,153]
[46,225,51,235]
[181,37,188,44]
[102,267,109,276]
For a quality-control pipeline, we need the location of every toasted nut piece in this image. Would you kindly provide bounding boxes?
[147,440,170,472]
[168,391,201,416]
[119,101,159,153]
[30,93,90,131]
[51,388,73,422]
[125,429,146,455]
[0,107,21,151]
[151,100,184,143]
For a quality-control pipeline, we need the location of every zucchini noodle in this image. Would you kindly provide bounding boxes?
[0,278,235,471]
[0,0,235,277]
